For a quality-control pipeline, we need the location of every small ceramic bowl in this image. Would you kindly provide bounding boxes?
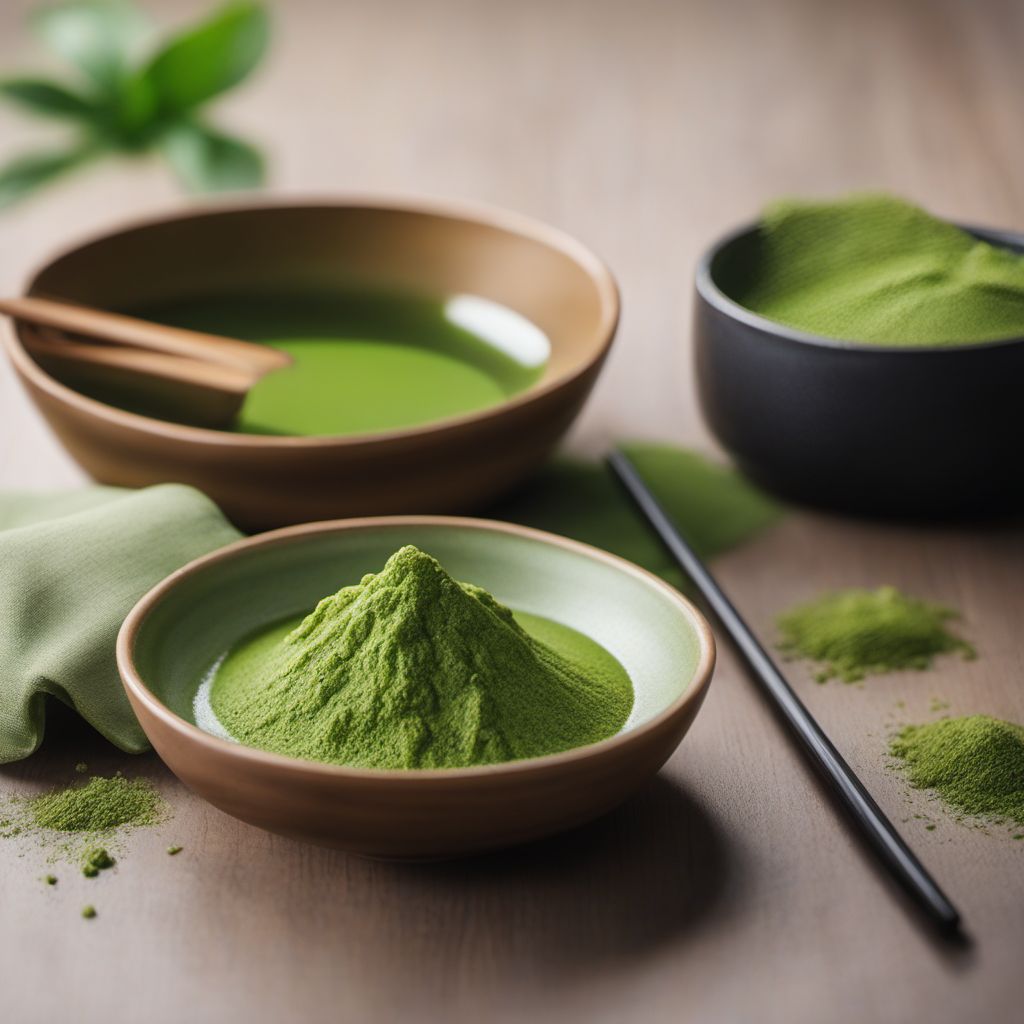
[4,198,619,531]
[695,222,1024,517]
[117,517,715,859]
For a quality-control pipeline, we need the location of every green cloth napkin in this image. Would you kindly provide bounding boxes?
[734,193,1024,346]
[0,484,241,763]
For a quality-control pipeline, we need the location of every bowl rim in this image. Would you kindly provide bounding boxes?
[696,218,1024,355]
[3,193,620,449]
[116,515,716,782]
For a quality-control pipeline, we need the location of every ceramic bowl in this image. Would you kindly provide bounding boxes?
[117,517,715,859]
[694,222,1024,517]
[4,198,619,531]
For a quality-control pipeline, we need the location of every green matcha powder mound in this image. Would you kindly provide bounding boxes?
[211,545,634,769]
[891,715,1024,826]
[777,585,974,682]
[28,776,163,833]
[735,193,1024,346]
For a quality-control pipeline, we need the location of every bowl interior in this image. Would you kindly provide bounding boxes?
[708,221,1024,338]
[25,203,616,397]
[130,521,707,750]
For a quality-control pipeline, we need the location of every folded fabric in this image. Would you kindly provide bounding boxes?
[0,484,241,763]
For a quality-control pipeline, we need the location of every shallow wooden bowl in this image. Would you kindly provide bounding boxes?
[3,198,619,530]
[117,517,715,859]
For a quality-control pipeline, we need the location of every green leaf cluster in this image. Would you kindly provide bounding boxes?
[0,1,269,208]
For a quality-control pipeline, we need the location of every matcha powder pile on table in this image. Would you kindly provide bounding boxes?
[777,586,974,682]
[734,194,1024,345]
[891,715,1024,827]
[2,773,166,867]
[28,775,163,833]
[211,545,634,769]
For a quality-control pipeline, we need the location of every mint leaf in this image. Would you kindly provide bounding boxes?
[162,121,264,192]
[0,146,94,208]
[0,77,96,119]
[144,3,269,114]
[32,2,150,92]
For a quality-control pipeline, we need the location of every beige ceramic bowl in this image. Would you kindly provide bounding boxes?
[117,517,715,859]
[4,198,619,530]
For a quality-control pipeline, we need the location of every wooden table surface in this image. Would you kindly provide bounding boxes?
[2,1,1023,1020]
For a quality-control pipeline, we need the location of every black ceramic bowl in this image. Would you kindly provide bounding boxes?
[694,222,1024,518]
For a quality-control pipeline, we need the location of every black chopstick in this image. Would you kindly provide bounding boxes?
[607,449,961,933]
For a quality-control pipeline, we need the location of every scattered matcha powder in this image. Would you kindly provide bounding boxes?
[777,586,974,682]
[211,546,634,769]
[1,773,167,873]
[890,715,1024,827]
[74,762,88,774]
[28,775,163,833]
[44,874,57,885]
[167,845,182,856]
[0,816,21,838]
[81,847,115,877]
[81,905,96,920]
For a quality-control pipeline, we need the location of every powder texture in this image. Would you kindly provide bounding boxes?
[211,546,634,769]
[734,194,1024,345]
[2,773,167,873]
[891,715,1024,825]
[81,846,115,877]
[28,776,163,833]
[777,586,974,682]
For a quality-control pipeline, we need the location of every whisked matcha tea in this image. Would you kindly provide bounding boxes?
[128,289,550,436]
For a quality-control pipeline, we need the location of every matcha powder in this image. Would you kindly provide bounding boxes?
[777,586,974,682]
[28,776,163,833]
[734,194,1024,345]
[891,715,1024,826]
[2,773,167,879]
[211,546,634,769]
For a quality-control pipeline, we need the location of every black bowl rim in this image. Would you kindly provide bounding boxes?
[696,218,1024,355]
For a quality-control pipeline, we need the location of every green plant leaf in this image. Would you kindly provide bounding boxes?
[32,2,150,92]
[144,3,269,115]
[89,69,157,146]
[0,146,94,209]
[161,122,264,192]
[0,77,96,120]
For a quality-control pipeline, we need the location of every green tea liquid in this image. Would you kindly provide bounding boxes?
[129,290,550,436]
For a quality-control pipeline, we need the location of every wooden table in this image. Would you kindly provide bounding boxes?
[2,0,1022,1020]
